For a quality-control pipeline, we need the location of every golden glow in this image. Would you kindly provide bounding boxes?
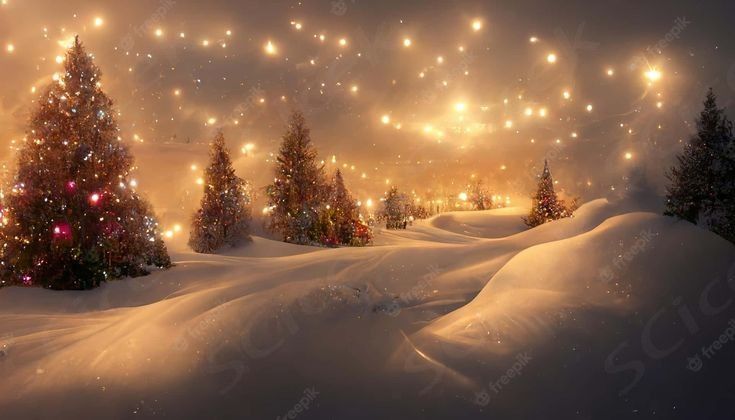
[454,102,467,113]
[436,56,444,64]
[458,192,468,201]
[402,38,412,47]
[562,90,571,100]
[381,114,391,125]
[625,152,633,160]
[606,68,615,76]
[547,53,557,63]
[241,143,255,154]
[338,38,348,47]
[264,40,277,55]
[94,17,104,27]
[645,68,662,82]
[529,36,539,43]
[586,104,594,112]
[155,28,163,37]
[5,43,14,53]
[471,20,483,32]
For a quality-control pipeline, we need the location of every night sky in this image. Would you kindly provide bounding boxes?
[1,0,734,230]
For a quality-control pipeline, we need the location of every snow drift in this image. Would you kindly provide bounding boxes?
[1,198,733,419]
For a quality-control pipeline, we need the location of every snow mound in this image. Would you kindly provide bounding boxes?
[426,207,528,239]
[409,212,735,417]
[1,197,733,418]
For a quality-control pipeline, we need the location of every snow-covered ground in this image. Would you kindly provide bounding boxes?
[1,198,734,419]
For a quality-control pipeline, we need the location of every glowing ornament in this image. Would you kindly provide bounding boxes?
[89,193,101,205]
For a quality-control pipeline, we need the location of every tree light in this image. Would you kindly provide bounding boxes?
[472,20,483,32]
[547,53,557,63]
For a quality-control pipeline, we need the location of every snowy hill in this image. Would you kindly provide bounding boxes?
[1,198,734,419]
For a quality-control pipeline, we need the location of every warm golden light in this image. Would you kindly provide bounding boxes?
[339,38,348,47]
[458,192,468,201]
[264,40,277,55]
[562,90,571,100]
[472,20,483,31]
[454,102,467,113]
[381,115,391,125]
[155,28,164,37]
[403,38,412,47]
[625,152,633,160]
[5,43,14,53]
[94,17,104,27]
[547,53,557,63]
[645,68,662,82]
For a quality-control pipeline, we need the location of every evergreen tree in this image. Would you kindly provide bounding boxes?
[665,89,735,242]
[327,169,358,245]
[0,36,170,289]
[189,131,252,253]
[468,178,492,210]
[266,111,327,244]
[382,186,408,229]
[523,160,575,228]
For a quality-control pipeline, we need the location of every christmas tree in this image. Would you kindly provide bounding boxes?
[382,186,408,230]
[0,36,170,290]
[266,111,327,244]
[327,169,358,244]
[665,89,735,242]
[523,160,576,228]
[189,131,252,253]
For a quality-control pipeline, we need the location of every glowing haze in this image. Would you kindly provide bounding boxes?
[0,0,734,231]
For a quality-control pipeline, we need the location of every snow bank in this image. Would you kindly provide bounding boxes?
[1,198,733,418]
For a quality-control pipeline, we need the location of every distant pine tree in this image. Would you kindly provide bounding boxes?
[266,111,327,244]
[523,160,576,228]
[382,186,408,230]
[189,131,252,253]
[666,89,735,242]
[0,36,170,289]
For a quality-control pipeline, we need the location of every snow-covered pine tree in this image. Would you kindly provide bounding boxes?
[0,36,170,290]
[468,178,492,210]
[189,131,252,253]
[665,89,735,242]
[382,186,407,230]
[266,111,327,244]
[328,169,358,245]
[523,160,574,228]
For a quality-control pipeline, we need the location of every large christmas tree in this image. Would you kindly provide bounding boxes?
[523,160,575,228]
[665,89,735,242]
[0,36,170,290]
[266,111,327,244]
[189,131,252,253]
